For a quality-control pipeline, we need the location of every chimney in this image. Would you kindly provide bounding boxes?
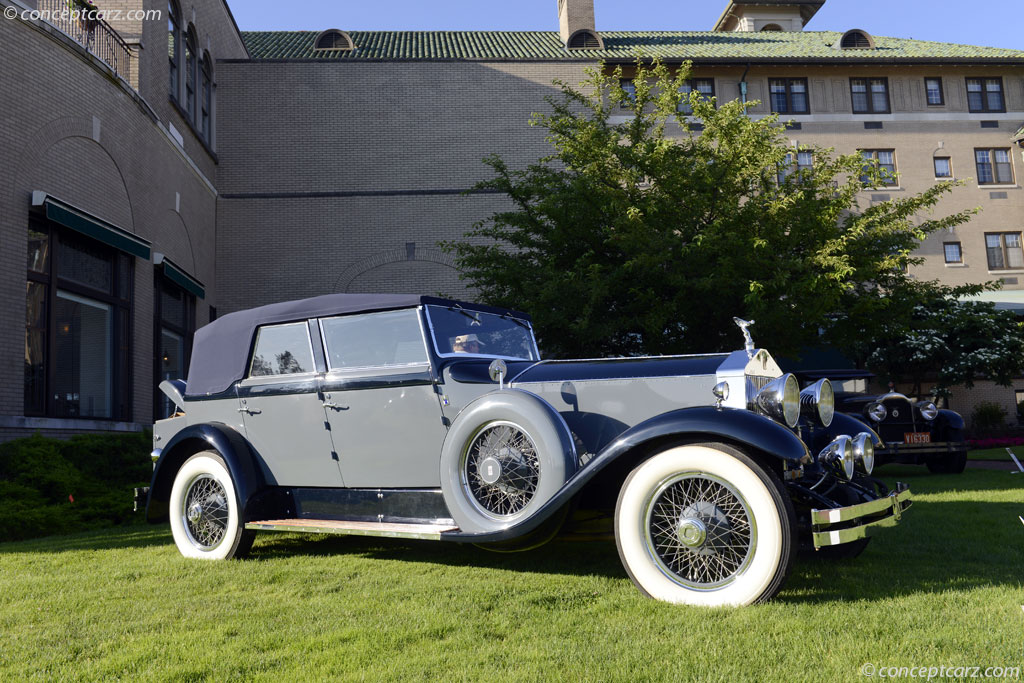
[558,0,602,49]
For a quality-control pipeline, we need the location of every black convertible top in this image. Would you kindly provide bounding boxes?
[184,293,530,398]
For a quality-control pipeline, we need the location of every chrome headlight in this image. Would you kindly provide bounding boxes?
[865,402,887,422]
[852,432,874,475]
[819,435,855,480]
[757,373,800,428]
[799,378,834,428]
[917,401,938,421]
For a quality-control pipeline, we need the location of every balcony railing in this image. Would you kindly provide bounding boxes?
[37,0,134,86]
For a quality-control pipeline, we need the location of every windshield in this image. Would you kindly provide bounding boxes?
[425,305,539,361]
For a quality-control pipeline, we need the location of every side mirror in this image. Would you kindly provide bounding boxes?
[488,359,508,389]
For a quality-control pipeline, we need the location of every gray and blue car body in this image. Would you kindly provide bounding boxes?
[144,293,911,606]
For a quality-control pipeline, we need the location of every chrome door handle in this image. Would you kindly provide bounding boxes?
[323,402,348,411]
[237,407,261,415]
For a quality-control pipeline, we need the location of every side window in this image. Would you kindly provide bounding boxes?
[321,310,427,370]
[249,323,314,377]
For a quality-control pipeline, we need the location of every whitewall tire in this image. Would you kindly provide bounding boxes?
[614,444,795,606]
[169,451,254,560]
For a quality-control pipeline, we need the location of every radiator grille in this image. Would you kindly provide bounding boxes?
[745,374,774,413]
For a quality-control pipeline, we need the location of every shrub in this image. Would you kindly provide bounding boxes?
[970,401,1007,435]
[0,431,151,542]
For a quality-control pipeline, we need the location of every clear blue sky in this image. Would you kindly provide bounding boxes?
[229,0,1021,51]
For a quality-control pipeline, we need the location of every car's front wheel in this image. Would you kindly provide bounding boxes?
[169,451,254,560]
[925,449,968,474]
[614,443,796,606]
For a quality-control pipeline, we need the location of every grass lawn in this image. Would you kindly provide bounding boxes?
[1,468,1022,681]
[969,446,1023,463]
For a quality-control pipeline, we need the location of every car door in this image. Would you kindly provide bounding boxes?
[319,308,448,488]
[238,320,344,487]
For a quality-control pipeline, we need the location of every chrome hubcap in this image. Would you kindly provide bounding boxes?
[677,517,708,548]
[478,456,502,485]
[187,502,203,524]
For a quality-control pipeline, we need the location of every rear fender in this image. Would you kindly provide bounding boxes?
[146,422,266,523]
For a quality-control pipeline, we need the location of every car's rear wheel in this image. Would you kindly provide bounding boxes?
[925,449,968,474]
[614,443,796,606]
[169,451,254,560]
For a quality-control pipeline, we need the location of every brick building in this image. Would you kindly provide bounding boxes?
[1,0,1023,441]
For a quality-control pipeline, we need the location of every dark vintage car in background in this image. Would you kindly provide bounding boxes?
[794,369,967,474]
[141,294,912,607]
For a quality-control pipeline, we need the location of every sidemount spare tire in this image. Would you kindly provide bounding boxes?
[440,389,577,534]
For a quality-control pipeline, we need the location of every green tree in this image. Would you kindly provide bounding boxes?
[444,60,976,359]
[865,292,1024,399]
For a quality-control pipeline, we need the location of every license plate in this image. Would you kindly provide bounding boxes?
[904,432,931,444]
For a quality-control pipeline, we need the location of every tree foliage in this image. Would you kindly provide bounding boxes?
[443,60,978,359]
[865,294,1024,398]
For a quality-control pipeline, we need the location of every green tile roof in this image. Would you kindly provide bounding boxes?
[241,30,1024,62]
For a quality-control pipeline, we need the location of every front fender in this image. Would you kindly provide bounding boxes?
[146,422,266,523]
[446,406,809,543]
[935,408,965,436]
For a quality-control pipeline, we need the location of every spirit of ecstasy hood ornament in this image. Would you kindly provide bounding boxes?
[733,317,756,359]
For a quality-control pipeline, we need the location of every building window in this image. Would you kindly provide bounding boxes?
[933,157,952,178]
[943,242,962,264]
[975,148,1014,185]
[25,217,133,420]
[966,78,1005,113]
[760,23,783,32]
[154,275,195,419]
[567,29,602,49]
[778,150,813,184]
[1016,389,1024,417]
[184,26,197,122]
[619,78,636,108]
[200,51,213,143]
[840,30,874,49]
[850,78,890,114]
[986,233,1024,270]
[313,29,355,51]
[860,149,897,186]
[924,78,944,106]
[677,79,714,115]
[769,78,809,114]
[168,0,180,102]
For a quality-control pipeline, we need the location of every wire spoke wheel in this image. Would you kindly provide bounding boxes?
[182,473,229,549]
[463,422,540,518]
[644,473,755,590]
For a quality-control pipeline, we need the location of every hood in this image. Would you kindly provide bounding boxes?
[445,355,729,386]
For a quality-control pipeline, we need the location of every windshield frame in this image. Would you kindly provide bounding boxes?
[423,305,540,361]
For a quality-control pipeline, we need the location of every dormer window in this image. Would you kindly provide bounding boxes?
[760,24,783,32]
[840,29,875,49]
[314,29,355,51]
[567,29,603,50]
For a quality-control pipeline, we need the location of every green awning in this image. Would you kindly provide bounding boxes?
[32,191,151,259]
[154,253,205,299]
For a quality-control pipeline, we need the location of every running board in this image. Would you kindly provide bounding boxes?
[245,518,459,541]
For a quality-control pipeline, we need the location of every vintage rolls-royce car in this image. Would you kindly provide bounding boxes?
[794,370,967,474]
[143,294,911,607]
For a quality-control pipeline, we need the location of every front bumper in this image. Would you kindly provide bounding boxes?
[875,441,965,459]
[810,483,912,548]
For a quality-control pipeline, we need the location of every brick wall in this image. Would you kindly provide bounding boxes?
[0,0,243,441]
